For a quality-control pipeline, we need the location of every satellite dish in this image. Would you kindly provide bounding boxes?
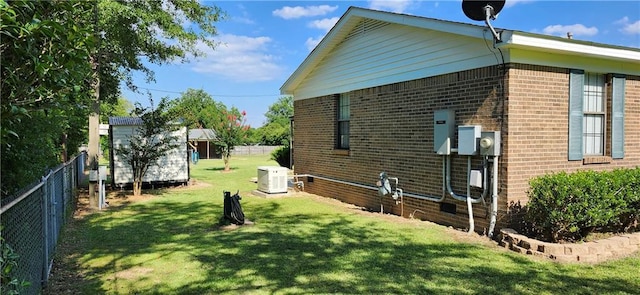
[462,0,505,21]
[461,0,506,41]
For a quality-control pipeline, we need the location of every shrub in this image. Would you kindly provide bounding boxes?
[270,145,290,168]
[524,168,639,242]
[1,234,31,295]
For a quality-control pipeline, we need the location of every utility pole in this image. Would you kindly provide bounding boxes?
[88,1,101,208]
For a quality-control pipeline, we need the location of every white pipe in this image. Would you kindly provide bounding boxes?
[291,174,379,191]
[445,155,485,204]
[488,155,500,237]
[466,157,475,233]
[292,156,447,204]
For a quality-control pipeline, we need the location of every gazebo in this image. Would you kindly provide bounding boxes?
[188,129,219,159]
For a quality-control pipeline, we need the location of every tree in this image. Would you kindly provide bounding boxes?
[168,88,225,129]
[265,96,293,126]
[0,0,224,199]
[256,96,293,145]
[1,0,96,196]
[113,98,182,196]
[212,107,249,172]
[100,97,133,122]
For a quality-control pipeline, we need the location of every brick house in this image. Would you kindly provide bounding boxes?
[280,7,640,236]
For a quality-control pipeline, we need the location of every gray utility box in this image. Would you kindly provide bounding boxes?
[458,125,481,155]
[480,131,501,156]
[434,109,455,155]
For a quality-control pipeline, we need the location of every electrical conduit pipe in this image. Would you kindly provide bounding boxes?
[488,155,499,237]
[445,155,490,233]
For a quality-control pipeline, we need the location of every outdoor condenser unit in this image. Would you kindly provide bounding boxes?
[257,166,288,194]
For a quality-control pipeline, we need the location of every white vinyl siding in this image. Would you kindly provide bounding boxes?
[111,125,188,185]
[293,22,501,100]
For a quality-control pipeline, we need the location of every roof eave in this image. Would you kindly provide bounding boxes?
[280,6,489,95]
[498,31,640,62]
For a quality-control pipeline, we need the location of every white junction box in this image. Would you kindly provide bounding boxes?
[257,166,288,194]
[470,170,483,188]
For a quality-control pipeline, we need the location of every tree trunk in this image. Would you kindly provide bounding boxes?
[133,180,142,196]
[223,153,230,171]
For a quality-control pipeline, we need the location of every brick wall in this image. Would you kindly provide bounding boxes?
[293,64,640,233]
[504,64,640,228]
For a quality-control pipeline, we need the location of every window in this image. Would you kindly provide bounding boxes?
[569,70,626,161]
[337,93,350,149]
[582,73,605,155]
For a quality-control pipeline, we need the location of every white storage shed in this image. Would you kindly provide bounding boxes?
[109,117,189,188]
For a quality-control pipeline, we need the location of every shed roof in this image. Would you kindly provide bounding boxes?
[108,117,143,126]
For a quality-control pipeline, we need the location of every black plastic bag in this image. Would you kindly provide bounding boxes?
[223,190,245,225]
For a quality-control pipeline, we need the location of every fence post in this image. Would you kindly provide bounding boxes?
[41,172,50,287]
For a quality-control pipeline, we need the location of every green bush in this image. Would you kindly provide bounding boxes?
[270,145,291,168]
[1,234,31,295]
[524,168,640,242]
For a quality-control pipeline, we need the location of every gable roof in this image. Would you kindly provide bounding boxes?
[281,6,640,98]
[188,129,216,141]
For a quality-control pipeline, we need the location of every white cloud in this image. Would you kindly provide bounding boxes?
[188,34,285,82]
[306,36,324,51]
[273,5,338,19]
[542,24,598,37]
[615,16,640,35]
[368,0,412,13]
[308,17,340,32]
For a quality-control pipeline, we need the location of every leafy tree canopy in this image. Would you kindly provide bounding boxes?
[265,96,293,126]
[168,88,225,129]
[0,0,224,196]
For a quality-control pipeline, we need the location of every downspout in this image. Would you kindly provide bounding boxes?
[488,155,499,237]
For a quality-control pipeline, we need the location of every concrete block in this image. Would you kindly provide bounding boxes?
[565,244,589,256]
[597,252,613,261]
[544,243,565,256]
[551,254,576,263]
[576,255,598,263]
[588,244,604,255]
[609,236,631,247]
[622,234,640,245]
[519,239,532,250]
[511,244,525,253]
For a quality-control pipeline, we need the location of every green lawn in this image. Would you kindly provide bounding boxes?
[47,155,640,294]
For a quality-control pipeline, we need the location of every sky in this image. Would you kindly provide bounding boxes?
[121,0,640,128]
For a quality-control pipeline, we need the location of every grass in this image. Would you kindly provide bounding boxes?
[46,155,640,294]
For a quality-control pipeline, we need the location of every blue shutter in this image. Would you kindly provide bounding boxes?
[611,74,626,159]
[568,70,584,161]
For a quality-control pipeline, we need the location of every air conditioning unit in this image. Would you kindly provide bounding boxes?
[257,166,288,194]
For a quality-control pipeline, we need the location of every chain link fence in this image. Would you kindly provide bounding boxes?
[1,152,85,295]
